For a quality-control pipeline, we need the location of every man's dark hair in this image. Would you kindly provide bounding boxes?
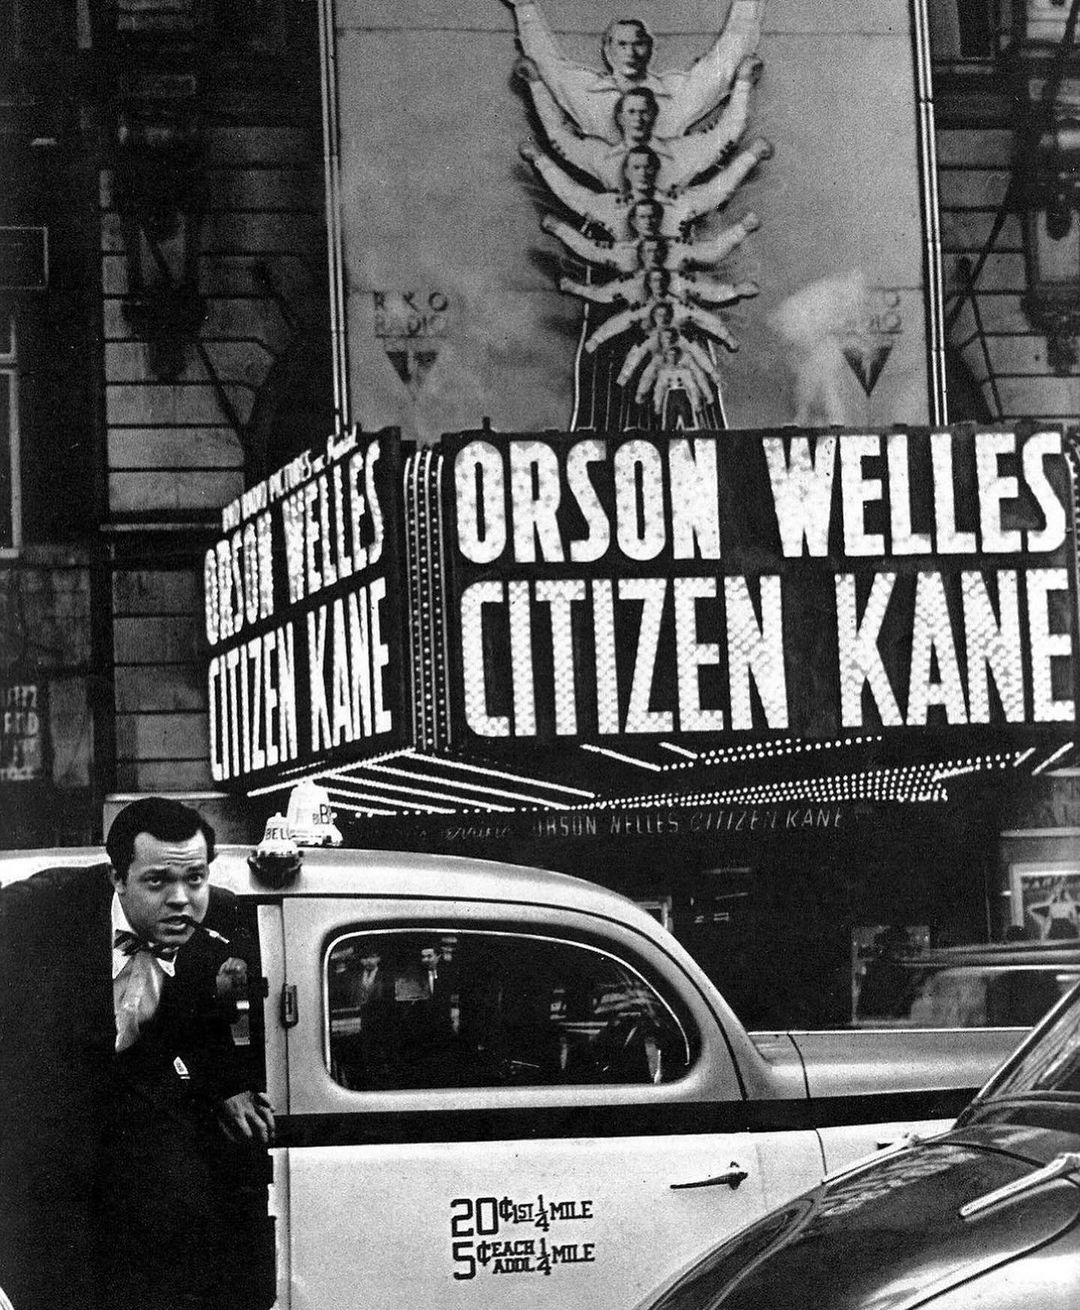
[631,197,663,224]
[106,796,216,880]
[617,86,659,114]
[624,146,660,174]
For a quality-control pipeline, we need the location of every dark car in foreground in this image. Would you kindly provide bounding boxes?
[639,981,1080,1310]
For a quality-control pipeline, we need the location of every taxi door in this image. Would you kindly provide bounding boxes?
[279,896,825,1310]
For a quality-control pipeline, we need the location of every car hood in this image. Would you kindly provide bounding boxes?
[649,1131,1080,1310]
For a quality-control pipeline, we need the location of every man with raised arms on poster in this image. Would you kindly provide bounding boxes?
[583,284,749,355]
[502,0,764,139]
[521,138,772,240]
[559,263,760,312]
[540,209,761,276]
[517,53,763,191]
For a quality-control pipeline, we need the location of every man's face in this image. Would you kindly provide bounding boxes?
[623,151,658,197]
[605,22,651,80]
[651,303,674,328]
[420,947,441,969]
[646,269,669,298]
[360,952,381,971]
[112,831,210,946]
[630,202,662,238]
[616,92,657,145]
[638,238,665,268]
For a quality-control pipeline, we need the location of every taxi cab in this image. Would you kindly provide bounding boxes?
[0,840,1021,1310]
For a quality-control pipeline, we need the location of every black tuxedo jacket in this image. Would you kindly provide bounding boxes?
[0,863,269,1310]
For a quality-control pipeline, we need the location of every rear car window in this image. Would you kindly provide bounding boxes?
[324,928,694,1090]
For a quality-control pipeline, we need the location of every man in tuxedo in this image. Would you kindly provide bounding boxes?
[0,796,275,1310]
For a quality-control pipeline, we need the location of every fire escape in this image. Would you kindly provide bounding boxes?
[933,0,1080,423]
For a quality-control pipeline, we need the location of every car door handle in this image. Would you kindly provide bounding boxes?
[671,1162,748,1191]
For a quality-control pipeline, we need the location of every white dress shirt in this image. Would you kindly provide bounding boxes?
[111,894,175,1053]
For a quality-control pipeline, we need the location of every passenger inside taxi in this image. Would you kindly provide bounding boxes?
[325,929,690,1091]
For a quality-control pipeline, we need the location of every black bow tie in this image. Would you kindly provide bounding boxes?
[114,928,180,962]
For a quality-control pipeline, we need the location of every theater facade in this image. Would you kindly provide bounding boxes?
[3,0,1080,1023]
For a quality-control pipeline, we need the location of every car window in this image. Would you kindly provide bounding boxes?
[324,928,694,1091]
[857,963,1080,1028]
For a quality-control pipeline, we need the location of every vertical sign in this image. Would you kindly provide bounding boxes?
[0,683,45,782]
[203,428,409,788]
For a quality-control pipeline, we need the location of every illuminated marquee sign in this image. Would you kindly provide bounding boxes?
[444,428,1078,747]
[203,428,407,787]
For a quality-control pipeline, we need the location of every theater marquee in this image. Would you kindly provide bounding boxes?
[442,428,1078,747]
[203,425,1078,814]
[202,428,408,787]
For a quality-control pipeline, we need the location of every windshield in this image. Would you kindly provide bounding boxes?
[969,983,1080,1106]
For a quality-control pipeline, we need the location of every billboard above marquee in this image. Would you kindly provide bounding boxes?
[440,427,1079,749]
[322,0,939,441]
[202,428,410,790]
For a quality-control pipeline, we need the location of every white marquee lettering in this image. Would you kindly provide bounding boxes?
[840,434,885,557]
[725,574,788,730]
[508,579,536,735]
[962,571,1023,723]
[836,572,902,727]
[886,433,931,555]
[931,432,977,553]
[975,432,1022,553]
[331,597,354,746]
[592,579,620,734]
[535,579,586,734]
[620,577,673,732]
[455,442,507,564]
[511,440,564,563]
[615,442,666,561]
[461,580,510,735]
[1027,568,1076,722]
[1024,431,1067,552]
[307,606,331,751]
[669,439,721,560]
[763,434,836,558]
[907,571,968,725]
[567,440,609,563]
[673,577,724,732]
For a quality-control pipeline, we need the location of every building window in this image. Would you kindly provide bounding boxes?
[929,0,1011,61]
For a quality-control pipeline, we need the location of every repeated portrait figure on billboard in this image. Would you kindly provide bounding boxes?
[504,0,768,430]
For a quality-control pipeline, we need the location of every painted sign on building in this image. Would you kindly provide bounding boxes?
[442,427,1078,748]
[202,428,409,788]
[0,682,45,782]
